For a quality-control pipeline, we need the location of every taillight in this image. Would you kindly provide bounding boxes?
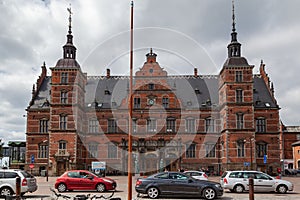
[224,178,228,184]
[22,178,28,186]
[203,174,208,178]
[136,180,142,186]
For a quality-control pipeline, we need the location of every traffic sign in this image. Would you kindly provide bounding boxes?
[31,154,35,163]
[29,163,34,169]
[264,154,268,164]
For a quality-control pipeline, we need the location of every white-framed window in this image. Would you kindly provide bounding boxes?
[162,97,169,108]
[134,97,141,108]
[166,118,176,132]
[236,71,243,82]
[236,89,243,103]
[108,143,118,158]
[205,118,215,133]
[61,91,68,104]
[38,144,48,158]
[186,144,196,158]
[89,119,99,133]
[205,143,216,158]
[60,115,67,130]
[108,119,117,133]
[257,142,267,158]
[185,118,195,133]
[236,113,244,129]
[256,118,266,133]
[237,140,245,157]
[147,119,157,133]
[88,143,98,158]
[61,72,68,84]
[39,119,49,133]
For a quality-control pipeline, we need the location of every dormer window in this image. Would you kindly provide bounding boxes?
[104,89,111,95]
[195,88,201,94]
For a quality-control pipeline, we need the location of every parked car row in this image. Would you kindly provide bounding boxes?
[0,168,295,199]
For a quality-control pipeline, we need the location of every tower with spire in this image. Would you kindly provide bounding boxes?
[219,0,256,170]
[48,5,86,175]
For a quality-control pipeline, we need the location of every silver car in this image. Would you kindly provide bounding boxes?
[0,169,38,196]
[220,170,293,194]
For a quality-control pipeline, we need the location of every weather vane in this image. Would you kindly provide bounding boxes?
[67,4,72,34]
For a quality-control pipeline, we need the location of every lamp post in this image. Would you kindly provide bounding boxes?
[46,138,49,182]
[178,138,182,171]
[249,137,255,170]
[250,139,253,170]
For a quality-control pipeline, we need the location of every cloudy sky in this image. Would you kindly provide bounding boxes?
[1,0,300,142]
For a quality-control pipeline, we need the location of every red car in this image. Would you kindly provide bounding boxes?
[54,170,117,192]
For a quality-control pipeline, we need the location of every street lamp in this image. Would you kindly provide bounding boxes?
[248,138,255,170]
[244,137,255,170]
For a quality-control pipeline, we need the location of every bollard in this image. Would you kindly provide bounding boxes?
[16,176,21,200]
[249,177,254,200]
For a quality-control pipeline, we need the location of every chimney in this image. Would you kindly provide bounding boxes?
[106,68,110,78]
[194,68,198,77]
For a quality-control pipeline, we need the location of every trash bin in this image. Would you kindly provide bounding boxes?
[41,170,46,177]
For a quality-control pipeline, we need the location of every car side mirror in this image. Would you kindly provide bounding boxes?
[188,179,194,183]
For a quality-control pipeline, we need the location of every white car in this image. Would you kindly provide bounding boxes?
[183,170,208,180]
[0,169,38,196]
[220,170,293,194]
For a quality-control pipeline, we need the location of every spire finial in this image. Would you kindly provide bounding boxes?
[62,3,77,59]
[67,4,73,35]
[232,0,236,32]
[150,48,153,55]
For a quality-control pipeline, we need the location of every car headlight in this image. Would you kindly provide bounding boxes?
[215,184,222,188]
[103,178,113,183]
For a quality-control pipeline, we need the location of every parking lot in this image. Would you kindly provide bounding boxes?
[22,175,300,200]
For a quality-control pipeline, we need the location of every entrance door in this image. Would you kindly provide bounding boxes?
[57,161,66,176]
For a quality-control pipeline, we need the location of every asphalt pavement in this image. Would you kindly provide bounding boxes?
[19,175,300,200]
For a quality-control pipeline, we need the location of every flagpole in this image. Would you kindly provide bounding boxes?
[128,1,134,200]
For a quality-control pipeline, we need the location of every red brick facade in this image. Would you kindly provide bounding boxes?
[25,8,285,177]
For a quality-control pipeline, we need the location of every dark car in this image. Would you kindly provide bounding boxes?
[135,172,223,199]
[54,170,117,192]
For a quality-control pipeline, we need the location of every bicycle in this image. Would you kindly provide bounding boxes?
[50,188,91,200]
[90,191,121,200]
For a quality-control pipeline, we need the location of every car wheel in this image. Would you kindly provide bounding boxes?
[234,184,244,193]
[277,185,287,194]
[147,187,159,199]
[0,187,13,196]
[96,183,106,192]
[57,183,67,192]
[203,187,216,200]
